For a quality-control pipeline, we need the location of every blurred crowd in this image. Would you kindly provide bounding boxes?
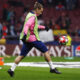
[0,0,80,40]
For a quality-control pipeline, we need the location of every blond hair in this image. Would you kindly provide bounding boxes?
[34,2,43,10]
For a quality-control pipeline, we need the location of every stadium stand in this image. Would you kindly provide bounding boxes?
[0,0,80,43]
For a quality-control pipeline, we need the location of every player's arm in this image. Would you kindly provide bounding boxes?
[22,16,35,42]
[38,25,45,29]
[23,16,35,35]
[38,25,49,31]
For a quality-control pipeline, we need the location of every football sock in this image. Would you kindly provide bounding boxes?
[48,61,55,69]
[11,63,17,71]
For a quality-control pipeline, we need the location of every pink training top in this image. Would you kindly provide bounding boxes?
[23,16,45,42]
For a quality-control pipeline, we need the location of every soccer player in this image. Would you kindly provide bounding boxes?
[8,2,61,77]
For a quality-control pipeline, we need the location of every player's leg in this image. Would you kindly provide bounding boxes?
[32,41,61,74]
[11,56,24,71]
[44,51,61,74]
[7,56,24,77]
[8,42,32,77]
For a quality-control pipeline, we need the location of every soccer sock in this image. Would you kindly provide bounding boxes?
[11,63,17,71]
[48,61,55,69]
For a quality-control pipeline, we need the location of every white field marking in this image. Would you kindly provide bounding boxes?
[0,67,2,69]
[4,62,80,68]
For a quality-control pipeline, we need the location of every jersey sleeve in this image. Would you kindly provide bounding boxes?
[38,25,45,29]
[23,16,35,35]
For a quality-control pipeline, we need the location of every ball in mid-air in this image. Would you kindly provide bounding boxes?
[59,36,68,45]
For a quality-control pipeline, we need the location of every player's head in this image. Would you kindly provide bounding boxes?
[33,2,43,16]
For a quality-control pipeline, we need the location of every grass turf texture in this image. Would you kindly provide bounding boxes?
[0,56,80,80]
[3,56,80,63]
[0,66,80,80]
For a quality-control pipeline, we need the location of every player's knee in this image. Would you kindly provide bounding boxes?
[15,56,24,64]
[44,51,49,55]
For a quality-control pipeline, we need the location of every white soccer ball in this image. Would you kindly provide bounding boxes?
[59,36,68,44]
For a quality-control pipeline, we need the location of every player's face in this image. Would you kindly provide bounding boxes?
[36,8,43,16]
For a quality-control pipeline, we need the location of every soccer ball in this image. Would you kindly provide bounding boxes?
[59,36,68,45]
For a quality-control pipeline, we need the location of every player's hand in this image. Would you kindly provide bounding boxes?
[45,26,49,31]
[22,34,26,42]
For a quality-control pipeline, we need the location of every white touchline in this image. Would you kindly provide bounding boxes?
[4,62,80,68]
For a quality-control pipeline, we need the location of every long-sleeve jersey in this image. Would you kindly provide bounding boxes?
[23,16,45,42]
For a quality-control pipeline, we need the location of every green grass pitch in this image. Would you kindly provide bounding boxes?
[0,56,80,80]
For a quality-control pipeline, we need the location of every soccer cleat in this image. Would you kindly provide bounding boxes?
[50,68,61,74]
[7,69,14,77]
